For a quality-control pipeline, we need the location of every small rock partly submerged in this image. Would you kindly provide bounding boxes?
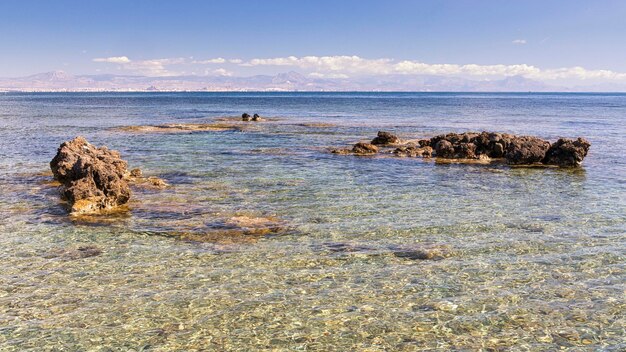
[43,245,102,260]
[350,142,378,155]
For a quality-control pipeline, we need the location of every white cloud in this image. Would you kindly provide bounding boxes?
[239,55,626,82]
[244,55,393,74]
[529,66,626,81]
[193,57,226,64]
[309,72,349,79]
[512,39,527,45]
[92,56,185,76]
[90,54,626,83]
[211,68,233,76]
[93,56,131,63]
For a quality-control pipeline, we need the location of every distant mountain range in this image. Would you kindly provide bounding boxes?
[1,70,624,92]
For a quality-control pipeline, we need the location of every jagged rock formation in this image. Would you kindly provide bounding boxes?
[50,137,131,214]
[332,131,590,166]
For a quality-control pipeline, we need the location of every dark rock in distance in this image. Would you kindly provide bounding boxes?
[252,113,263,121]
[371,131,400,145]
[352,142,379,155]
[543,137,591,167]
[50,136,131,214]
[242,113,251,121]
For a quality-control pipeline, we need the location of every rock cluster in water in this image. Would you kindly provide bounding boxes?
[50,137,131,214]
[242,113,263,121]
[333,131,590,167]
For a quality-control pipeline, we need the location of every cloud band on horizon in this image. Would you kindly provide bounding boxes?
[92,55,626,83]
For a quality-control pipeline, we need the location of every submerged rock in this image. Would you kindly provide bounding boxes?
[331,147,353,155]
[175,215,287,244]
[126,167,169,189]
[394,144,433,158]
[50,136,131,214]
[43,245,102,260]
[371,131,400,145]
[543,137,591,167]
[392,244,453,260]
[352,142,379,155]
[116,123,243,133]
[505,136,551,165]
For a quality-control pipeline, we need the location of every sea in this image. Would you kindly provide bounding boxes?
[0,92,624,350]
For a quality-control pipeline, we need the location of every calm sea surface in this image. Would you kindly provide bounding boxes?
[0,92,624,350]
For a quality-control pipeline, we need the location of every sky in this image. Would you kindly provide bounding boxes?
[1,0,626,85]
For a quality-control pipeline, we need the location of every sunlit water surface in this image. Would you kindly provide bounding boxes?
[0,92,624,351]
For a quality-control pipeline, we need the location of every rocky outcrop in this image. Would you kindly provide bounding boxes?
[430,132,516,159]
[352,142,379,155]
[252,113,263,121]
[332,131,590,166]
[371,131,400,145]
[50,137,131,214]
[543,138,591,166]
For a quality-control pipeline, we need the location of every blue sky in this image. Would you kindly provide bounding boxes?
[1,0,626,84]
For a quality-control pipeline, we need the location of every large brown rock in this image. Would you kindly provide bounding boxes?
[50,137,131,214]
[542,138,591,167]
[352,142,378,155]
[505,136,551,165]
[371,131,400,145]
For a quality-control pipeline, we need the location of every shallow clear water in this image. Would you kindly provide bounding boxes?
[0,92,624,350]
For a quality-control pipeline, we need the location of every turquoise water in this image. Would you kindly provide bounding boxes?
[0,92,624,350]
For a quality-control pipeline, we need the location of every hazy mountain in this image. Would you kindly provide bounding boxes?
[0,70,600,92]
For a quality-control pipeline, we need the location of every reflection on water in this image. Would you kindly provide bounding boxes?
[0,92,624,350]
